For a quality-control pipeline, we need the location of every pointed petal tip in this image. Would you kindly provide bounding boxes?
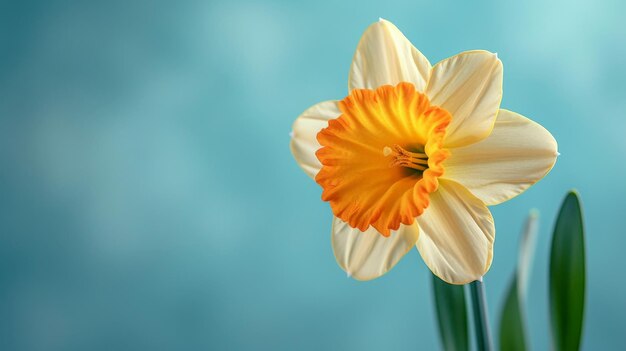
[416,180,494,285]
[442,110,560,205]
[556,151,561,156]
[332,217,420,282]
[349,17,431,92]
[493,52,502,63]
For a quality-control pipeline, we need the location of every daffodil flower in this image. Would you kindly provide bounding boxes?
[290,19,558,284]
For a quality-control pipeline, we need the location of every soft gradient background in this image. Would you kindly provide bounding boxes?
[1,0,624,350]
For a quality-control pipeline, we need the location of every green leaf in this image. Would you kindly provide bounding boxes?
[432,274,469,351]
[499,279,526,351]
[499,211,539,351]
[550,191,586,351]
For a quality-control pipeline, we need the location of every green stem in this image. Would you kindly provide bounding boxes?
[470,278,494,351]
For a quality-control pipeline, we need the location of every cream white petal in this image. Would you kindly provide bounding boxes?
[443,109,558,205]
[290,100,341,179]
[349,19,431,92]
[331,217,419,281]
[426,50,503,148]
[416,179,494,284]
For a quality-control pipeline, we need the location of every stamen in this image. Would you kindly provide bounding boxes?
[383,144,429,171]
[392,144,427,159]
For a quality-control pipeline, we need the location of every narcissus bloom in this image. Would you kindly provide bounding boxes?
[290,19,558,284]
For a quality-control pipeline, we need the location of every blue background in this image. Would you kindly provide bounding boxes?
[1,0,624,350]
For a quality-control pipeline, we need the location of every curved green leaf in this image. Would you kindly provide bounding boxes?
[499,211,538,351]
[499,278,527,351]
[550,191,585,351]
[432,274,469,351]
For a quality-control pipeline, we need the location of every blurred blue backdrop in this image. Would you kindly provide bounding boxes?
[1,0,624,350]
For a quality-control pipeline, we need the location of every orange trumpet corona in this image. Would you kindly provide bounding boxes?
[315,82,451,236]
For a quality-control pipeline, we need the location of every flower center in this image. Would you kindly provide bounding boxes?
[315,82,452,236]
[383,144,429,172]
